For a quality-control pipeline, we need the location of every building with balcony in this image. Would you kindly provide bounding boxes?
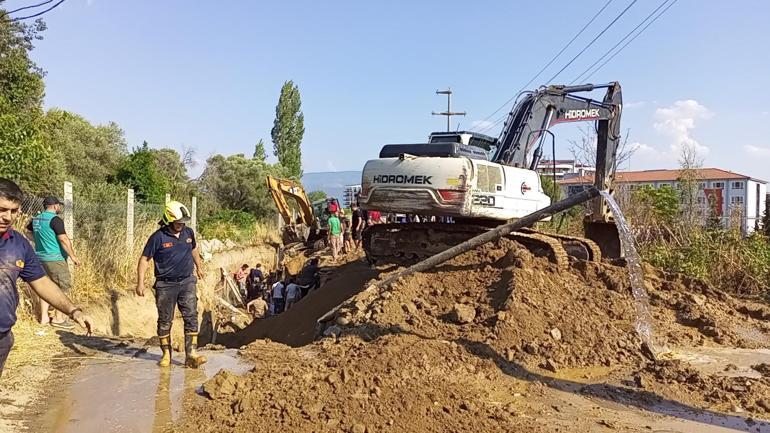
[558,168,767,233]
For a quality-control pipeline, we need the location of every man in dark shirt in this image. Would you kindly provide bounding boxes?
[246,263,264,301]
[136,201,206,368]
[350,203,364,251]
[0,178,92,378]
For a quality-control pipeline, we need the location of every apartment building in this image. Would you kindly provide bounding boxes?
[536,159,595,180]
[559,168,767,233]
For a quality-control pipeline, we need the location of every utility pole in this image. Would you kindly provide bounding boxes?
[432,88,466,132]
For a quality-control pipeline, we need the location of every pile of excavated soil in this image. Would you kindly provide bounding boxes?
[330,238,770,371]
[178,238,770,432]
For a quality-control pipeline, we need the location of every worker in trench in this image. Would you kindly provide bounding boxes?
[135,201,207,368]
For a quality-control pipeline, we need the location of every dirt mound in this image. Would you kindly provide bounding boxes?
[184,335,538,433]
[178,238,770,432]
[328,238,769,371]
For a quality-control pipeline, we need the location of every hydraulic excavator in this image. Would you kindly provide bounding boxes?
[358,82,623,266]
[265,175,334,250]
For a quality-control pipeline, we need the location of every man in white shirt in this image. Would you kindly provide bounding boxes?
[271,280,285,314]
[285,280,301,310]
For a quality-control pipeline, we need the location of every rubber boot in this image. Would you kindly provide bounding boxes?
[184,332,207,369]
[158,335,172,367]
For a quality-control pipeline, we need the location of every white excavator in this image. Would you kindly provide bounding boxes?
[358,82,623,266]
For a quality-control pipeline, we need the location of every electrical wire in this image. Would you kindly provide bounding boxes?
[10,0,66,21]
[581,0,678,81]
[569,0,672,84]
[1,0,54,17]
[470,0,616,132]
[543,0,639,84]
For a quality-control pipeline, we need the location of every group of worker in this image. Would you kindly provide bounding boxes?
[326,201,386,261]
[0,176,210,377]
[236,257,321,318]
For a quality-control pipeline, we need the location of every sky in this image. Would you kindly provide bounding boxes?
[6,0,770,180]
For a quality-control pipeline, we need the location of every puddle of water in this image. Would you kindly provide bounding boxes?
[601,191,662,355]
[42,348,249,433]
[666,347,770,379]
[544,383,770,433]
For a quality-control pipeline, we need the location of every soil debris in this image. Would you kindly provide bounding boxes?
[177,238,770,432]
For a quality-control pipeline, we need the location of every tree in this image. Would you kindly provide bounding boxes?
[308,190,327,203]
[151,147,198,198]
[761,206,770,238]
[271,80,304,178]
[0,14,54,192]
[114,142,170,202]
[677,143,704,227]
[633,185,680,224]
[539,175,561,203]
[253,139,267,162]
[567,125,636,172]
[199,154,291,218]
[41,109,126,187]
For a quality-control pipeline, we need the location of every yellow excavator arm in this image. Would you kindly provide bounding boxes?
[265,175,316,227]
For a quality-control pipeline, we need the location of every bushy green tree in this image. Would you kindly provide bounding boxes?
[0,15,55,192]
[271,80,304,178]
[762,207,770,238]
[199,153,291,218]
[539,175,561,203]
[633,185,679,224]
[253,139,267,162]
[308,190,327,202]
[42,109,126,187]
[114,142,170,202]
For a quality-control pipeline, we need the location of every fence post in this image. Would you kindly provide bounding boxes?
[190,196,197,233]
[165,193,171,205]
[63,181,74,240]
[127,188,135,251]
[63,181,74,279]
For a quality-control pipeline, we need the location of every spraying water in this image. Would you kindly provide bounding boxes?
[599,190,659,356]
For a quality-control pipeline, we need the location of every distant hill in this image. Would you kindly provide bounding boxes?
[302,171,362,200]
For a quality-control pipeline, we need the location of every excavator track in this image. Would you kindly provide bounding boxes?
[362,223,597,270]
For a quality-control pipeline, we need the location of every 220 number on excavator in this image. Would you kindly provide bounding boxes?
[472,194,496,207]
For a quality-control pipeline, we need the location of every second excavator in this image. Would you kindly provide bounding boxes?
[358,82,624,266]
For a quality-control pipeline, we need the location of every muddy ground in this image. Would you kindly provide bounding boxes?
[6,240,770,432]
[179,240,770,433]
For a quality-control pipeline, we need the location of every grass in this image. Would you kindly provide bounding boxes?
[539,198,770,299]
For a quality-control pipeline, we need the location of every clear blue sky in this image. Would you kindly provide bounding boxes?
[8,0,770,180]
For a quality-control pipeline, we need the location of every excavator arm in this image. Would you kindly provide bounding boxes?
[265,176,316,227]
[493,82,624,257]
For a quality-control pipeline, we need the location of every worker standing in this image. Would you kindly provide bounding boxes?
[327,210,342,261]
[135,201,207,368]
[26,196,81,328]
[0,178,93,378]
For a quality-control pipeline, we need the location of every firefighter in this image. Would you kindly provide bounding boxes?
[135,201,206,368]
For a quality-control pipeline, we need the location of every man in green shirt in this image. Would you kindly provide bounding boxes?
[327,210,342,261]
[27,197,81,328]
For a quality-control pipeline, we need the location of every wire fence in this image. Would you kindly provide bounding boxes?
[16,182,198,304]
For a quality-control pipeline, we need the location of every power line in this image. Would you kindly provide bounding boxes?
[569,0,672,84]
[471,0,616,131]
[10,0,66,21]
[2,0,54,16]
[543,0,638,85]
[581,0,678,82]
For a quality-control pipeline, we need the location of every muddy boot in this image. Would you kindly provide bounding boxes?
[158,335,172,367]
[184,333,207,369]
